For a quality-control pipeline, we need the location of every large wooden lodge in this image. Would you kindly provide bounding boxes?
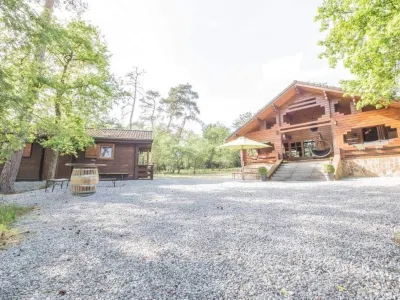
[0,129,154,181]
[229,80,400,178]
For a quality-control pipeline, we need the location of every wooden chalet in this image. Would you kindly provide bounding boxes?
[0,129,154,181]
[229,80,400,178]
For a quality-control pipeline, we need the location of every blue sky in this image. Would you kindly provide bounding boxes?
[83,0,351,130]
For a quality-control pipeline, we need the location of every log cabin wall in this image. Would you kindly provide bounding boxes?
[72,142,136,180]
[332,107,400,159]
[0,143,44,181]
[0,130,153,182]
[235,84,400,177]
[279,91,331,130]
[244,118,280,165]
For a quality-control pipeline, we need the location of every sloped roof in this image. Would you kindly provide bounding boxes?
[86,128,153,141]
[228,80,343,139]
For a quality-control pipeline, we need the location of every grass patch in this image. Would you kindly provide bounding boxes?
[0,204,34,249]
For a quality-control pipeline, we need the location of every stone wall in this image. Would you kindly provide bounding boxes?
[342,156,400,177]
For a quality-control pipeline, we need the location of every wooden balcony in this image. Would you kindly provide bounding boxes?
[134,165,154,180]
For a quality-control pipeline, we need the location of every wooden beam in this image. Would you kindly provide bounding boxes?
[324,91,332,117]
[280,121,331,133]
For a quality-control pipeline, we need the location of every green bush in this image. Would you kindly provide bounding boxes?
[0,204,33,249]
[323,164,335,174]
[258,167,268,175]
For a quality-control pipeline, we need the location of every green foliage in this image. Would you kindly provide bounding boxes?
[36,19,116,155]
[139,90,160,130]
[203,123,238,169]
[258,167,267,175]
[316,0,400,108]
[151,122,238,174]
[232,112,253,130]
[0,0,46,162]
[0,204,33,248]
[159,83,200,134]
[0,204,32,230]
[323,163,335,174]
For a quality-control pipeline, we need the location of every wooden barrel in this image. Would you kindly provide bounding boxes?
[70,167,99,197]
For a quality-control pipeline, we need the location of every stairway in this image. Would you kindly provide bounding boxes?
[270,160,328,181]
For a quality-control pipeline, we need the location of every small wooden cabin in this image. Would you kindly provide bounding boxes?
[0,129,153,181]
[229,80,400,178]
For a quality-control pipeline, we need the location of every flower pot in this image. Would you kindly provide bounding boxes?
[324,173,334,181]
[260,174,267,181]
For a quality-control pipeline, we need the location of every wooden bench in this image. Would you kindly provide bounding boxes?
[99,173,129,181]
[45,178,69,192]
[99,178,117,187]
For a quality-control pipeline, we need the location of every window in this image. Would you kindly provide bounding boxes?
[344,125,398,145]
[22,143,32,158]
[333,98,352,115]
[99,144,115,159]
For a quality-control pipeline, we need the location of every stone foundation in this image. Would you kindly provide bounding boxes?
[342,156,400,177]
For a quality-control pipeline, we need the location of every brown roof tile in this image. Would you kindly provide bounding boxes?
[86,129,153,141]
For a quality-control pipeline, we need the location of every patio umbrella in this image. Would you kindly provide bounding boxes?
[216,137,271,176]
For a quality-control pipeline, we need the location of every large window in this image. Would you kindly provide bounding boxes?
[344,125,398,144]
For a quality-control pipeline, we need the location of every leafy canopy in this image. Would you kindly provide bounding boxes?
[316,0,400,108]
[232,112,253,130]
[35,20,116,156]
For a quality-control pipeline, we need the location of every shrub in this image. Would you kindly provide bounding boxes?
[258,167,268,175]
[0,204,33,249]
[323,163,335,174]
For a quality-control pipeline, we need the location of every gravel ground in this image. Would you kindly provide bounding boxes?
[0,181,46,195]
[0,177,399,300]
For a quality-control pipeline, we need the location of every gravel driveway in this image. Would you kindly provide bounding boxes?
[1,178,399,299]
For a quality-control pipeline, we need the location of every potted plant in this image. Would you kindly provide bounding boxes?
[258,167,268,181]
[322,163,335,181]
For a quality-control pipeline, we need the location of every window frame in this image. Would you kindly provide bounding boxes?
[98,144,115,160]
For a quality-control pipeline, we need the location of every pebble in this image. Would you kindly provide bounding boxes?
[0,177,399,299]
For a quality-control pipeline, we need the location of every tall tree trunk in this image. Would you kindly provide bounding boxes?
[47,149,59,179]
[167,115,173,129]
[150,100,156,130]
[178,118,187,138]
[0,149,23,194]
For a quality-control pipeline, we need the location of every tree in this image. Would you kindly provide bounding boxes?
[159,83,200,135]
[0,0,88,193]
[121,67,145,129]
[0,0,49,193]
[232,112,252,130]
[37,20,116,179]
[203,123,238,169]
[184,133,209,174]
[139,90,160,130]
[316,0,400,108]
